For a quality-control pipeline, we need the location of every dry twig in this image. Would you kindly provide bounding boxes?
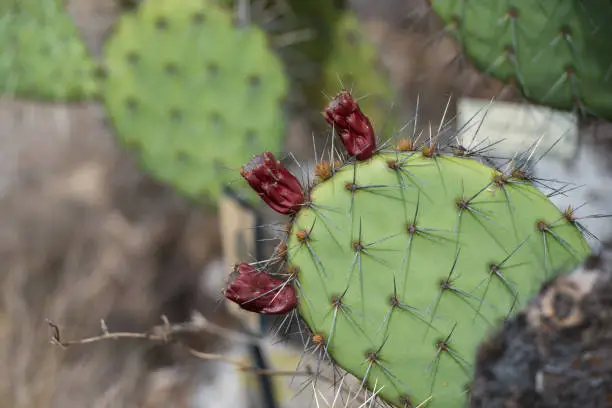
[45,313,313,378]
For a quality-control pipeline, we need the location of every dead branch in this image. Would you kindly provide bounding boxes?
[45,313,314,378]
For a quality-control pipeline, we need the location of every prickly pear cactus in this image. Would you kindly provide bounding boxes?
[429,0,612,120]
[103,0,288,202]
[323,12,398,139]
[0,0,99,101]
[226,91,592,407]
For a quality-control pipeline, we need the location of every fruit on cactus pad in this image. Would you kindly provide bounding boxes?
[225,262,297,315]
[241,152,305,215]
[324,90,377,160]
[227,91,591,407]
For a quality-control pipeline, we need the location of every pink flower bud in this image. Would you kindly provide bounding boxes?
[241,152,305,215]
[324,90,376,160]
[224,262,297,315]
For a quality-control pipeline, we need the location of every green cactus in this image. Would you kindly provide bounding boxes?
[201,3,398,141]
[289,154,589,407]
[102,0,288,203]
[215,0,349,127]
[429,0,612,120]
[323,12,399,140]
[230,91,592,407]
[0,0,99,101]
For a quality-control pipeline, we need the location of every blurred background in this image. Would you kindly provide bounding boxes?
[2,0,612,407]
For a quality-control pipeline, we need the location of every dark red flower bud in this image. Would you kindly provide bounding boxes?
[224,262,297,314]
[324,90,376,160]
[241,152,305,215]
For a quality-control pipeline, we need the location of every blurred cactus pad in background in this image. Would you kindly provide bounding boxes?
[102,0,288,203]
[216,0,399,136]
[2,0,398,205]
[0,0,99,100]
[429,0,612,119]
[322,12,399,140]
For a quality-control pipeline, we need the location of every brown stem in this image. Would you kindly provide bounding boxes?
[46,317,314,379]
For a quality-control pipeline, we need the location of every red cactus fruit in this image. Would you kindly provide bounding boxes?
[240,151,305,215]
[224,262,297,315]
[324,90,376,160]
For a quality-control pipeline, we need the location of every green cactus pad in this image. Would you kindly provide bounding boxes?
[430,0,612,119]
[323,13,398,139]
[0,0,99,101]
[287,153,590,406]
[103,0,288,202]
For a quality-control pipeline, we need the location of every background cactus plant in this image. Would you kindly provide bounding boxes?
[322,12,399,141]
[214,1,399,139]
[0,0,99,101]
[227,91,593,407]
[428,0,612,120]
[102,0,289,203]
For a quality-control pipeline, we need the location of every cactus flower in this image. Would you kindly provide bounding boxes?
[324,90,376,160]
[224,262,297,314]
[241,152,305,215]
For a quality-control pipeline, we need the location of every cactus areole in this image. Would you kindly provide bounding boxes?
[226,91,591,407]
